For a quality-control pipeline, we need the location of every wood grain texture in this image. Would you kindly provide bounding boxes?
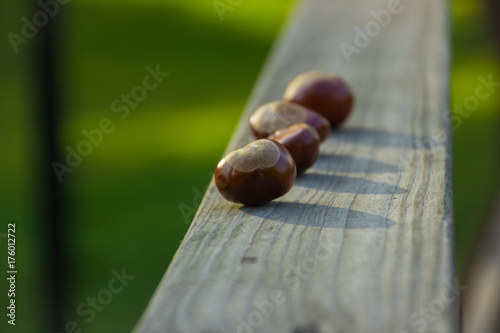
[135,0,457,332]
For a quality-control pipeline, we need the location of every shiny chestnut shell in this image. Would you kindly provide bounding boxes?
[284,71,354,127]
[249,101,331,142]
[214,139,296,206]
[268,123,320,174]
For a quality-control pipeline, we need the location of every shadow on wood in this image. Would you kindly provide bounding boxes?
[295,173,406,195]
[331,127,439,149]
[314,154,401,174]
[241,202,397,229]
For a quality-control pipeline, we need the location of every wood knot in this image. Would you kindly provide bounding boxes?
[293,325,318,333]
[241,257,258,263]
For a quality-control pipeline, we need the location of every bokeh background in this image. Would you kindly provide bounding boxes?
[1,0,499,332]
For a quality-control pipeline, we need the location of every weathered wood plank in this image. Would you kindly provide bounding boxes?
[135,0,457,332]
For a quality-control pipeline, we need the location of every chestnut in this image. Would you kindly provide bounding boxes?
[214,139,296,206]
[249,101,331,142]
[283,71,354,127]
[268,123,320,174]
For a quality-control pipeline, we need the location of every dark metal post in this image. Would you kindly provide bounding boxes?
[35,1,65,331]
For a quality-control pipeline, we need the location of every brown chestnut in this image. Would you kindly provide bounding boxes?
[249,101,331,142]
[283,71,354,127]
[215,139,296,206]
[268,123,320,173]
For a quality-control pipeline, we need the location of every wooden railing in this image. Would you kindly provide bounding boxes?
[135,0,457,332]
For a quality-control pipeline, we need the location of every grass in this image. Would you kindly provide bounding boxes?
[452,0,500,275]
[60,1,293,332]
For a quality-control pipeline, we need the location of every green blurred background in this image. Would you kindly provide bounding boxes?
[1,0,498,332]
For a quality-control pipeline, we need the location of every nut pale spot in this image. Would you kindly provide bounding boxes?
[225,139,280,172]
[284,71,338,99]
[250,101,307,134]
